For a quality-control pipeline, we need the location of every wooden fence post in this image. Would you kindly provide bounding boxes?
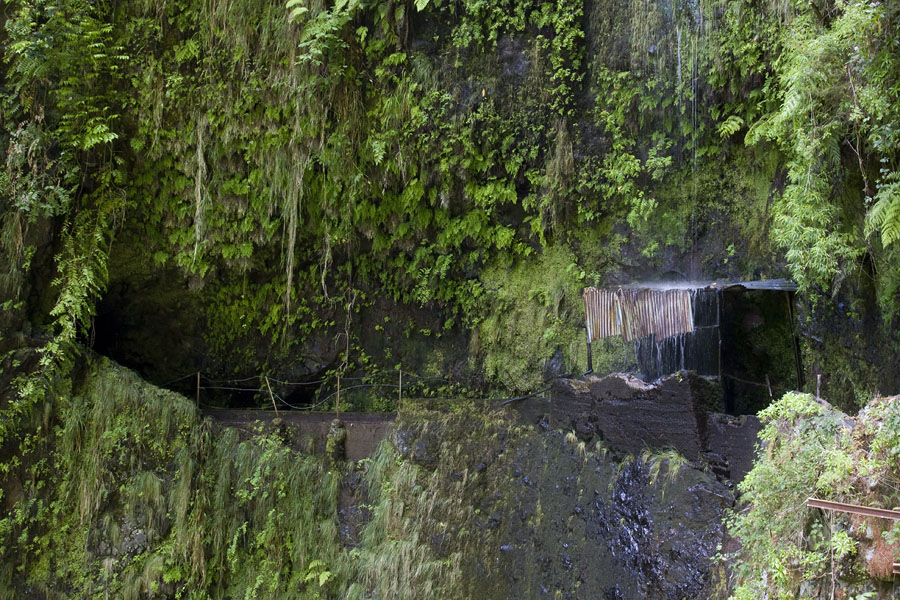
[265,376,279,416]
[336,376,341,418]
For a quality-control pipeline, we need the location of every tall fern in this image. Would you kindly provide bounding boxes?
[866,174,900,247]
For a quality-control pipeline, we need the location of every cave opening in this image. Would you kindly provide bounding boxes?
[89,275,332,410]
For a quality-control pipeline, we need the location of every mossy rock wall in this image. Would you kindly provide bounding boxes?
[0,356,736,599]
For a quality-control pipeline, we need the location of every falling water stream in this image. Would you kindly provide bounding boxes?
[634,287,720,380]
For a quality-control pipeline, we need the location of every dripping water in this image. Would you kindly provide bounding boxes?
[634,288,720,381]
[676,24,682,117]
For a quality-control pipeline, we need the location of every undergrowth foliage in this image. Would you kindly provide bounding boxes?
[0,356,730,598]
[0,358,533,598]
[1,0,128,445]
[0,357,349,599]
[0,358,523,598]
[727,392,900,598]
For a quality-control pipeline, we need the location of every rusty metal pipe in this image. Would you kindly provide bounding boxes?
[807,497,900,520]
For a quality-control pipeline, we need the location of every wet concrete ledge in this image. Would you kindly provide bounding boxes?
[203,372,764,482]
[203,409,396,461]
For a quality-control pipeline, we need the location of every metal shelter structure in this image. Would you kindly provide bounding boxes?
[581,280,802,412]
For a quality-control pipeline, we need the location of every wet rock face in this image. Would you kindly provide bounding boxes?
[375,374,760,598]
[704,413,763,482]
[90,513,168,560]
[393,425,442,468]
[389,415,733,599]
[119,518,149,556]
[549,373,713,460]
[338,469,372,549]
[528,372,761,482]
[491,432,732,599]
[543,346,567,382]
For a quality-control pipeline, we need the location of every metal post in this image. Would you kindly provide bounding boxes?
[585,342,593,374]
[196,372,200,408]
[785,291,804,390]
[398,368,403,409]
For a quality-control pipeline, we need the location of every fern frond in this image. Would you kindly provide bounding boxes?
[866,178,900,246]
[717,114,745,138]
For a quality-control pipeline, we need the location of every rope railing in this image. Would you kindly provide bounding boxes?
[162,368,456,412]
[167,366,788,414]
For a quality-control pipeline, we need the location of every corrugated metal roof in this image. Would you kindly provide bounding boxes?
[611,279,798,292]
[720,279,798,291]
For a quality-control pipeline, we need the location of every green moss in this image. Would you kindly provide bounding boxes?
[474,245,588,392]
[0,357,348,598]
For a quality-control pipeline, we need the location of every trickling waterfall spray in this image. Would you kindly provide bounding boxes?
[586,285,725,381]
[585,280,800,385]
[676,24,682,115]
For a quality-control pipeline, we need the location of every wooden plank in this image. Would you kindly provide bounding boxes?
[807,497,900,520]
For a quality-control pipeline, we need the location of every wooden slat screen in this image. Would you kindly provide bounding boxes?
[583,287,694,342]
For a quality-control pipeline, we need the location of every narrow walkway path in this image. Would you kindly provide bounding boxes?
[203,409,396,461]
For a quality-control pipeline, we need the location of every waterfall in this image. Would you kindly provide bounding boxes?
[626,287,720,381]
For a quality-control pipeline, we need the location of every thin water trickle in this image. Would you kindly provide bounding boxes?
[656,339,663,377]
[628,287,721,380]
[676,24,682,115]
